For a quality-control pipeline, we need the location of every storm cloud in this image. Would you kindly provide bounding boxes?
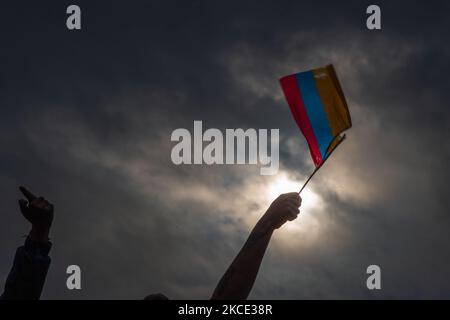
[1,0,450,299]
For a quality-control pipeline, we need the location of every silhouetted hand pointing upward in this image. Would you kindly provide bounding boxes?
[18,186,54,243]
[1,186,54,300]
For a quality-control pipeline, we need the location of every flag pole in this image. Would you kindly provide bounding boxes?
[299,134,347,194]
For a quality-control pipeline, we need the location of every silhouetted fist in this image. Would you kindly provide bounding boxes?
[261,192,301,231]
[18,186,54,242]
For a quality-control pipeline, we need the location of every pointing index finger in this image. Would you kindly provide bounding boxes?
[19,186,37,202]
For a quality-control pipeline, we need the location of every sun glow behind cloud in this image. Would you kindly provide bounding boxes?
[265,172,323,237]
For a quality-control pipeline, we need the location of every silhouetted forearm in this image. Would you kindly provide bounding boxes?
[1,237,51,300]
[211,220,273,300]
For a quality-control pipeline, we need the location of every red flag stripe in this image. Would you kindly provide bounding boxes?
[279,74,323,166]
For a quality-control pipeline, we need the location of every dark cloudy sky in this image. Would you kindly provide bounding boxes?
[1,0,450,299]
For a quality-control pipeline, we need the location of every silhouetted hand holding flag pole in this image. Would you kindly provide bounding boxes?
[279,64,352,193]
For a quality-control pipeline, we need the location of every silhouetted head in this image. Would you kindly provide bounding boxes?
[144,293,169,300]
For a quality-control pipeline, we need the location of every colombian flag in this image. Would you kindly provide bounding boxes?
[279,64,352,167]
